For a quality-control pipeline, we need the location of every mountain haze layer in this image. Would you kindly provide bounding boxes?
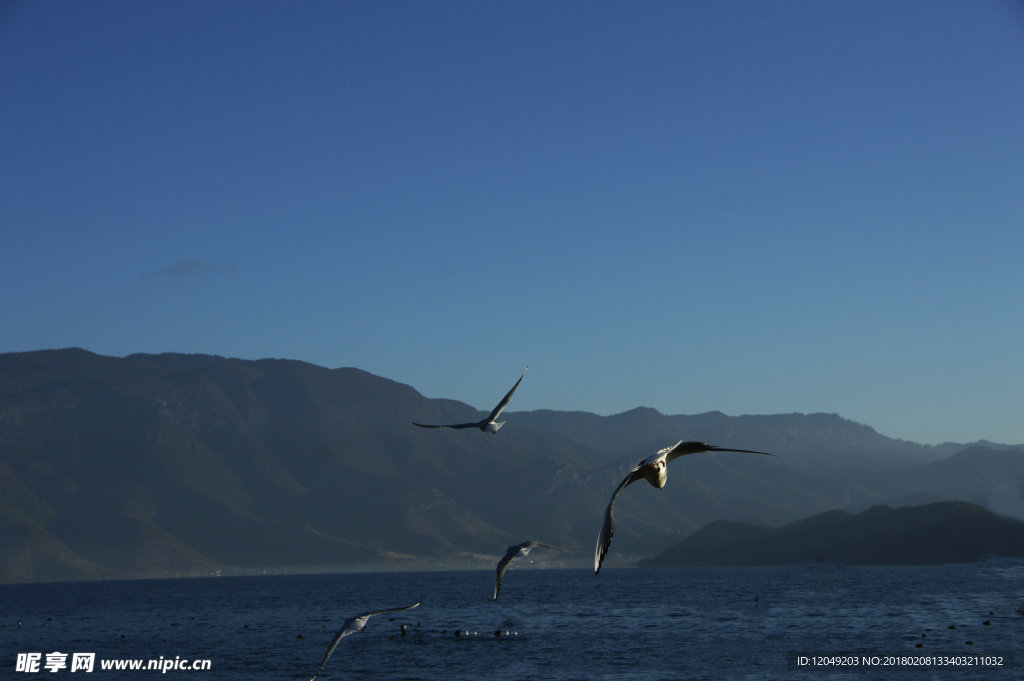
[1,349,1021,583]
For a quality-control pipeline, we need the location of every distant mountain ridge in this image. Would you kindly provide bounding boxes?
[513,407,967,469]
[638,501,1024,566]
[1,349,1021,583]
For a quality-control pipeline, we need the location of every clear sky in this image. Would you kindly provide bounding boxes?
[2,1,1022,446]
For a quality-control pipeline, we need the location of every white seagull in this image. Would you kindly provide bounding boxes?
[309,602,420,681]
[413,368,527,434]
[493,540,559,600]
[594,440,773,574]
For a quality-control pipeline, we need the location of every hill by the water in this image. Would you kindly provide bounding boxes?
[638,501,1024,566]
[1,349,1021,583]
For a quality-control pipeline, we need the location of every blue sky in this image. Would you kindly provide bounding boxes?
[2,1,1022,445]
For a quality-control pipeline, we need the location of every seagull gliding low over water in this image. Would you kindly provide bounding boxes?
[594,440,773,574]
[309,602,420,680]
[493,540,559,600]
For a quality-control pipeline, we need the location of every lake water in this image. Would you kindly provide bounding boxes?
[2,562,1022,680]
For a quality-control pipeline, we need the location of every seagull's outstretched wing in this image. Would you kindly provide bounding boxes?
[493,540,558,600]
[412,422,480,429]
[594,466,645,574]
[310,602,420,681]
[493,544,521,600]
[663,440,773,463]
[485,367,527,424]
[524,541,558,552]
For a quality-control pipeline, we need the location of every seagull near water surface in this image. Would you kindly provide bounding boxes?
[413,368,527,434]
[493,540,559,600]
[594,440,773,574]
[309,602,420,681]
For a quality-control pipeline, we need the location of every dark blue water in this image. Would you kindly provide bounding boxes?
[2,562,1022,680]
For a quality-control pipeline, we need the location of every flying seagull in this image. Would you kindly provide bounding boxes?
[594,440,772,574]
[310,602,420,681]
[493,540,559,600]
[413,368,527,434]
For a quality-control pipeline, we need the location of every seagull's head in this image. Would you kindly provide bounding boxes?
[486,421,504,434]
[647,459,668,488]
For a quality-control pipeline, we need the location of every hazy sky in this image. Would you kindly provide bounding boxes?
[2,1,1022,445]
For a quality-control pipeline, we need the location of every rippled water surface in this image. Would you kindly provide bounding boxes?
[3,562,1023,680]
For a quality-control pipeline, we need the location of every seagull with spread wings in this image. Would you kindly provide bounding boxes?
[594,440,773,574]
[493,540,559,600]
[309,602,420,680]
[413,368,527,434]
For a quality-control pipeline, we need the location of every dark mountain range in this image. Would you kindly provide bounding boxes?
[511,408,961,477]
[1,349,1021,583]
[899,445,1024,519]
[638,501,1024,566]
